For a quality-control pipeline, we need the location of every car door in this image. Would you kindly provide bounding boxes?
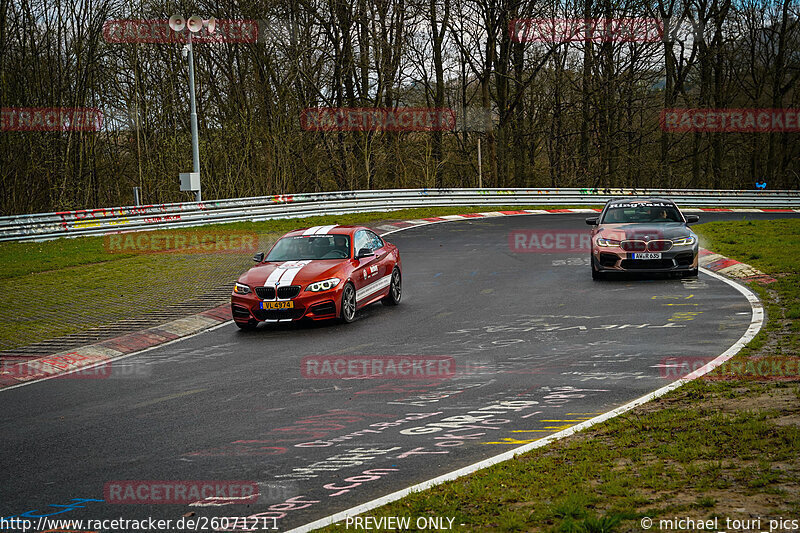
[367,230,393,284]
[352,229,388,305]
[352,230,377,303]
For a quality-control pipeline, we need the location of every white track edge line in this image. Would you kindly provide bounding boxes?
[285,267,764,533]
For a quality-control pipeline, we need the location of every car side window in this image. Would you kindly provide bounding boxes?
[367,231,384,251]
[354,230,371,254]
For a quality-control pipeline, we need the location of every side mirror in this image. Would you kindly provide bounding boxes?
[685,215,699,224]
[585,217,599,226]
[253,252,264,262]
[356,247,374,259]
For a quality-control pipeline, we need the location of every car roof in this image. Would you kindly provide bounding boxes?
[606,197,677,207]
[283,225,362,238]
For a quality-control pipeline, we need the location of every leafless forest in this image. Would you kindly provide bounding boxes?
[1,0,798,214]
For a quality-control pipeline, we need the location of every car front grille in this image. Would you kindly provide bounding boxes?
[620,240,647,252]
[621,240,673,252]
[647,240,673,252]
[277,286,301,299]
[254,286,276,299]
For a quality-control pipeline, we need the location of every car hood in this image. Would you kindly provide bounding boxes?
[239,260,345,287]
[597,222,695,241]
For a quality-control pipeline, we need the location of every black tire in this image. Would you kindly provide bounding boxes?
[381,268,402,306]
[340,282,357,323]
[235,320,258,331]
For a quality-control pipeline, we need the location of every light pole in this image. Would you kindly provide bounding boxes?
[187,32,200,202]
[169,15,215,203]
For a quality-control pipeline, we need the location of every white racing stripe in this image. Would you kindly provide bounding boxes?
[278,260,312,286]
[314,224,338,235]
[356,274,392,302]
[265,262,286,286]
[264,260,312,288]
[302,224,338,235]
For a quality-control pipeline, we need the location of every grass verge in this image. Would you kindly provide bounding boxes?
[316,219,800,532]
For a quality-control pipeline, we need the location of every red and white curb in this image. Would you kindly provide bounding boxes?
[0,207,786,390]
[0,306,231,389]
[699,249,776,284]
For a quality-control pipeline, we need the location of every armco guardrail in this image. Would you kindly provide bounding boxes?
[0,187,798,242]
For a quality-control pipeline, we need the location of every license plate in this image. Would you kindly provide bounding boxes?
[261,301,294,310]
[633,252,662,260]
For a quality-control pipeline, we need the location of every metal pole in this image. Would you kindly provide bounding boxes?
[133,187,141,206]
[477,136,482,188]
[187,33,202,202]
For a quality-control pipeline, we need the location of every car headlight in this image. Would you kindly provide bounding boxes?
[596,238,620,247]
[672,235,696,246]
[234,282,251,294]
[306,278,341,292]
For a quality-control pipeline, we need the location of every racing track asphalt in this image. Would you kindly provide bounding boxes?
[1,211,798,531]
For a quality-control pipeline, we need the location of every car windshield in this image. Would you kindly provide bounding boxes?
[602,203,683,223]
[266,235,351,261]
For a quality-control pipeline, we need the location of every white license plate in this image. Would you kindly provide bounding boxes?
[633,252,662,260]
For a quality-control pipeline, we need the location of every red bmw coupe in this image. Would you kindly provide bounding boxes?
[231,225,402,329]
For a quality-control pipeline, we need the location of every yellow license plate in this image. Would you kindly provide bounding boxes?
[261,301,294,310]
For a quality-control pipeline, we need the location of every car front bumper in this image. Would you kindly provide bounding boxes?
[231,285,344,324]
[592,246,699,272]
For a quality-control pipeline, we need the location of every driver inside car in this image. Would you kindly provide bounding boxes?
[334,235,349,255]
